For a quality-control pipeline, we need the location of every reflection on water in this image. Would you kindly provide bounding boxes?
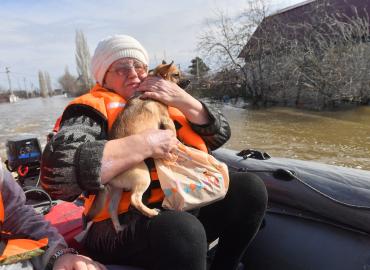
[0,96,71,161]
[0,96,369,171]
[213,100,370,170]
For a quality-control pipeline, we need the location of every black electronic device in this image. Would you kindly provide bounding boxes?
[5,136,42,179]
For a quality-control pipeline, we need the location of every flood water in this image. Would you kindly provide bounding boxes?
[0,96,369,171]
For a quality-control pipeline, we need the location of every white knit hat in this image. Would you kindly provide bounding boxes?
[91,34,149,85]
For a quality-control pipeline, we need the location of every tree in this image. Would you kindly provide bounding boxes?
[44,71,53,96]
[197,0,268,102]
[75,30,93,93]
[188,57,210,79]
[38,71,48,98]
[58,66,78,96]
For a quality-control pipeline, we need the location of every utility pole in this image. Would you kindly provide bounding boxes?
[5,67,12,94]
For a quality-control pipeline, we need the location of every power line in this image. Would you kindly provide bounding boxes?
[12,71,38,78]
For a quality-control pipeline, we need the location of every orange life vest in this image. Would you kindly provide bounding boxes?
[59,84,208,222]
[0,193,48,265]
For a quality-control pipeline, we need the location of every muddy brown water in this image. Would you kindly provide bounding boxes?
[0,96,369,171]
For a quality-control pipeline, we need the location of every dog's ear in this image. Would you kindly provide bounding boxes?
[158,61,174,74]
[162,60,167,64]
[161,61,174,72]
[152,61,179,82]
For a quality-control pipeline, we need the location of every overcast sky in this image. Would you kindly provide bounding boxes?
[0,0,303,90]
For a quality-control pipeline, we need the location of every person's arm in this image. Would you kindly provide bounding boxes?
[41,105,108,201]
[1,169,106,270]
[188,101,231,151]
[100,129,177,184]
[1,170,67,270]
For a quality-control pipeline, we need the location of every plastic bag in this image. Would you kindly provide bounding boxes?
[155,143,229,211]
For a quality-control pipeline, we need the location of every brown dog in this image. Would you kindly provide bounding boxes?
[86,61,181,233]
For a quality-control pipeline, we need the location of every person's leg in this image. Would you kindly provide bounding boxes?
[198,172,268,270]
[85,209,207,270]
[84,210,152,267]
[148,210,207,270]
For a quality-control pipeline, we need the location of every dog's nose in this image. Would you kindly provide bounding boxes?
[178,79,191,89]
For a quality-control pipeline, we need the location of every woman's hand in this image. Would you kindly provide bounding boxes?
[141,129,179,160]
[138,76,210,125]
[53,254,107,270]
[137,76,187,107]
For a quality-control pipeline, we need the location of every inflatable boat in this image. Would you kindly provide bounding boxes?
[213,148,370,270]
[5,137,370,269]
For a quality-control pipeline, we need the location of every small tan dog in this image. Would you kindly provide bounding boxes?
[86,61,181,233]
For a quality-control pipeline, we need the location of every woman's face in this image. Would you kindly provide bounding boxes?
[103,57,148,99]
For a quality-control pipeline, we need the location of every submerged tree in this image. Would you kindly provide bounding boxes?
[198,0,268,102]
[44,71,53,96]
[38,70,48,98]
[58,66,78,96]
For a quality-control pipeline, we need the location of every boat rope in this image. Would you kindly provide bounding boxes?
[231,165,370,210]
[23,188,55,215]
[287,171,370,210]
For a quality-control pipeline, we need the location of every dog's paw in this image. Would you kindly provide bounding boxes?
[113,223,124,234]
[145,208,160,218]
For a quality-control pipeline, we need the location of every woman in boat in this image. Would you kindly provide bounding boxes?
[0,164,105,270]
[40,34,267,270]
